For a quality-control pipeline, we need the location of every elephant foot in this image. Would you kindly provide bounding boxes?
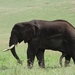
[65,60,70,67]
[39,65,45,68]
[27,63,33,69]
[17,59,22,65]
[39,62,45,68]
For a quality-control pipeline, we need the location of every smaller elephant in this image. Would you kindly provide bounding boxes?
[4,19,75,68]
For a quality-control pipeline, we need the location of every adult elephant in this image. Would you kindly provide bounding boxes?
[4,19,75,68]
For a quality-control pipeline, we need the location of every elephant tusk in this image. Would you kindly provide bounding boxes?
[9,45,15,49]
[3,45,15,52]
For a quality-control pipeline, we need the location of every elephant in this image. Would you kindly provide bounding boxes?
[60,53,71,67]
[4,19,75,68]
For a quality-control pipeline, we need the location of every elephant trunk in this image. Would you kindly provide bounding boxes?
[3,35,22,64]
[9,36,22,64]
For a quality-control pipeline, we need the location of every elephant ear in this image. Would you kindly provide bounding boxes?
[23,23,35,43]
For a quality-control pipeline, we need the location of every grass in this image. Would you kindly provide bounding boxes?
[0,0,75,75]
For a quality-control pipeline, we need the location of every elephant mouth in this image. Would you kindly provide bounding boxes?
[3,45,15,52]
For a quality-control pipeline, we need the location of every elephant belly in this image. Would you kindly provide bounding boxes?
[40,37,64,51]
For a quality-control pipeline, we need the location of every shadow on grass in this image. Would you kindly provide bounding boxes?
[46,65,61,69]
[0,66,9,70]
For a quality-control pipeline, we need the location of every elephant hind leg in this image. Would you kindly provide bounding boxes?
[65,55,71,67]
[60,53,66,67]
[60,53,71,67]
[72,54,75,64]
[36,49,45,68]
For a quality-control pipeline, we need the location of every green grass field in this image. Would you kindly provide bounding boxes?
[0,0,75,75]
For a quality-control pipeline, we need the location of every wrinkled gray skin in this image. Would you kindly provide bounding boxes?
[8,20,75,68]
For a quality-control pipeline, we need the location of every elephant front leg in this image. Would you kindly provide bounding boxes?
[36,49,45,68]
[27,49,35,69]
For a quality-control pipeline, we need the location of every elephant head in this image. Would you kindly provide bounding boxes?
[3,22,36,64]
